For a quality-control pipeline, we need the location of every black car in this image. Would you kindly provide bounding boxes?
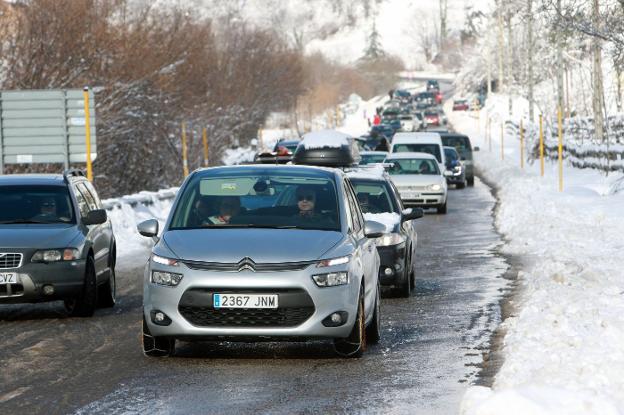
[443,146,467,188]
[370,124,395,140]
[347,170,423,297]
[0,170,116,316]
[440,133,478,186]
[426,80,440,92]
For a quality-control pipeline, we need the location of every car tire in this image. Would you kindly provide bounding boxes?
[437,202,447,214]
[407,251,416,290]
[98,246,116,308]
[467,177,475,187]
[142,316,175,357]
[334,288,367,358]
[65,256,98,317]
[397,257,411,298]
[366,282,381,344]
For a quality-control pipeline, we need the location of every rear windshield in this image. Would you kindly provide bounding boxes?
[392,143,442,163]
[441,136,472,153]
[0,185,75,224]
[170,172,340,231]
[360,153,387,165]
[386,159,440,175]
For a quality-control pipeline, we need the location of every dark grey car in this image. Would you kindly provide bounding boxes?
[0,170,116,316]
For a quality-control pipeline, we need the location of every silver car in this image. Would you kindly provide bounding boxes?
[138,165,384,358]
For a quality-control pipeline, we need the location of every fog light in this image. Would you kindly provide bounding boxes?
[322,311,348,327]
[155,312,165,323]
[384,267,394,276]
[150,310,172,326]
[42,285,55,296]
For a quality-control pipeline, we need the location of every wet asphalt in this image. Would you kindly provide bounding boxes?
[0,177,512,415]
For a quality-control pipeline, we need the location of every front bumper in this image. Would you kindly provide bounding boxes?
[376,244,406,286]
[399,192,446,207]
[143,263,360,340]
[446,171,466,185]
[0,259,86,304]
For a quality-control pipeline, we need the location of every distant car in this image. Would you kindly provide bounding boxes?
[440,133,479,186]
[393,89,411,103]
[359,151,389,165]
[370,124,395,140]
[382,108,400,120]
[385,152,449,214]
[452,99,469,111]
[399,115,416,132]
[255,139,301,164]
[415,92,435,107]
[390,132,448,173]
[383,118,403,132]
[424,110,440,126]
[443,146,467,188]
[139,164,384,358]
[0,170,116,316]
[347,169,423,297]
[426,80,440,92]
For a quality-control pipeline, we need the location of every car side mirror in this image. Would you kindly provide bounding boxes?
[443,170,453,177]
[137,219,159,241]
[83,209,107,225]
[474,146,480,152]
[364,220,386,238]
[402,208,424,221]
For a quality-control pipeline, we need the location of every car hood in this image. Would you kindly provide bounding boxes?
[389,174,445,187]
[0,225,81,249]
[162,228,344,263]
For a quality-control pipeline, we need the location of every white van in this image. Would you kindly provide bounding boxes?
[389,132,446,173]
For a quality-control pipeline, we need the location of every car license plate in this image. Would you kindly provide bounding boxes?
[403,192,419,199]
[213,293,278,309]
[0,273,17,284]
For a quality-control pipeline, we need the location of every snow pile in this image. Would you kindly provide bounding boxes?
[301,129,350,149]
[363,212,400,233]
[346,164,386,180]
[449,98,624,415]
[222,147,256,165]
[102,189,177,258]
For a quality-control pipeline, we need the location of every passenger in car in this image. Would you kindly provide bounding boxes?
[295,186,318,218]
[208,196,241,224]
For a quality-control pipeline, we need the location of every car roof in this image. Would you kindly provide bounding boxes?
[361,151,389,156]
[385,152,437,160]
[0,174,67,186]
[391,132,442,144]
[194,163,343,178]
[345,165,389,181]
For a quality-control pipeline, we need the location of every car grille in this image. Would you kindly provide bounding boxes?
[182,259,315,272]
[0,284,24,297]
[0,253,22,269]
[399,186,427,192]
[178,288,315,328]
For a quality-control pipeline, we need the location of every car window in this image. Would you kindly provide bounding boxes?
[77,183,98,211]
[169,172,340,231]
[82,180,103,209]
[386,158,440,175]
[73,184,91,217]
[345,181,362,234]
[0,185,75,224]
[392,143,442,163]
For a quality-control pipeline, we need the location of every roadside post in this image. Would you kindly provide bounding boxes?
[83,87,93,181]
[488,118,492,152]
[539,114,544,176]
[500,122,504,160]
[182,122,189,177]
[520,119,524,169]
[202,127,209,167]
[558,108,563,191]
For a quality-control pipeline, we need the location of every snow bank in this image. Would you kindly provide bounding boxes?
[102,189,177,258]
[449,97,624,415]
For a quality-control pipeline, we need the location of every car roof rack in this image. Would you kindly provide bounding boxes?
[63,168,86,182]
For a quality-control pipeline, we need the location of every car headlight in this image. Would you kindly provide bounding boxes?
[427,184,442,191]
[152,254,179,266]
[316,256,350,268]
[312,272,348,287]
[376,233,406,246]
[151,271,183,286]
[32,248,80,262]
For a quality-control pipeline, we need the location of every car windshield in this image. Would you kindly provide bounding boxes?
[386,159,440,175]
[444,148,459,162]
[0,185,75,224]
[360,153,387,165]
[441,136,471,152]
[351,180,398,214]
[392,143,442,163]
[169,171,341,231]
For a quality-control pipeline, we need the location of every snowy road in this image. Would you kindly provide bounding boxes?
[0,178,512,415]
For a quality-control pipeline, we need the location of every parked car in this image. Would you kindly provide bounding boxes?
[0,170,116,316]
[385,152,450,214]
[255,139,301,164]
[443,146,467,188]
[359,151,389,165]
[347,169,423,297]
[452,99,469,111]
[439,133,479,186]
[389,132,448,173]
[139,164,384,358]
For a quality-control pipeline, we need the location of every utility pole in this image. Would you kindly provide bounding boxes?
[556,0,565,118]
[527,0,535,122]
[506,11,513,117]
[592,0,605,141]
[497,0,504,92]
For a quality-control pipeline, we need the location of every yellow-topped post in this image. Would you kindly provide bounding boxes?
[558,108,563,192]
[182,122,189,177]
[539,114,544,176]
[83,87,93,181]
[202,127,209,167]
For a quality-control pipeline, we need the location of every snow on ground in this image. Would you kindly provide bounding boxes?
[448,97,624,415]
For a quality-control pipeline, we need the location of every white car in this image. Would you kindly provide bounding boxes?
[384,152,449,214]
[389,132,447,174]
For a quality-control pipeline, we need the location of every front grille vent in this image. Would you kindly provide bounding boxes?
[182,259,315,272]
[0,253,22,269]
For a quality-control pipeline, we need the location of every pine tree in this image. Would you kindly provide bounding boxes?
[361,21,385,61]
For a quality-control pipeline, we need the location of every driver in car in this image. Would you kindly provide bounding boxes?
[208,196,241,224]
[295,186,319,219]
